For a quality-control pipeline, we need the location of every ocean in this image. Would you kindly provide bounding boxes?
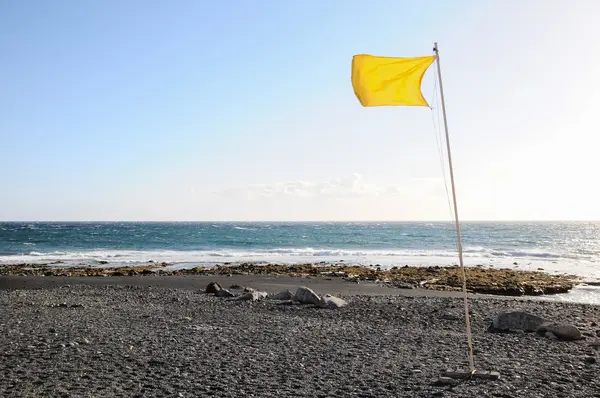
[1,221,600,280]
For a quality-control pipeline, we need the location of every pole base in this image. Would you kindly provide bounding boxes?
[443,369,501,381]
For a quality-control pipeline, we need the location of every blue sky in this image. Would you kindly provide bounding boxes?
[1,0,599,221]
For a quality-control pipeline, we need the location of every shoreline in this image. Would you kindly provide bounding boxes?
[0,254,591,279]
[2,273,598,306]
[0,262,578,298]
[0,274,466,299]
[0,273,594,304]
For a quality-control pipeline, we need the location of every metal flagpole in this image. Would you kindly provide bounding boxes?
[433,42,475,372]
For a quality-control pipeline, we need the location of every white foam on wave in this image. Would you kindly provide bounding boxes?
[463,246,584,260]
[3,246,569,261]
[1,246,599,278]
[551,284,600,305]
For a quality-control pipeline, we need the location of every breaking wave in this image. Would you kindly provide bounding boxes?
[0,245,590,266]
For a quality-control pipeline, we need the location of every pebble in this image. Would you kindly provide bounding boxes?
[436,377,456,386]
[440,312,460,321]
[589,339,600,349]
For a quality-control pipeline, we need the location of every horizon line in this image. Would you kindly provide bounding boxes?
[1,220,599,223]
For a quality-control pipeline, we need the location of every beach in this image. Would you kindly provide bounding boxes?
[4,1,600,397]
[1,275,600,397]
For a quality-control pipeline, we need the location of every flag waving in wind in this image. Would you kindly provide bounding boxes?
[351,54,435,107]
[351,45,482,376]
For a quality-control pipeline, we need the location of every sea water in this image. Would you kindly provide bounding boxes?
[1,221,599,278]
[3,221,600,303]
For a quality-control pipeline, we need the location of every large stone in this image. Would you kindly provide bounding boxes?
[489,311,548,333]
[538,322,582,341]
[229,284,244,290]
[233,291,268,302]
[270,290,294,300]
[205,282,222,294]
[233,292,253,301]
[490,311,582,341]
[254,291,268,300]
[294,287,321,305]
[214,289,234,298]
[318,294,347,309]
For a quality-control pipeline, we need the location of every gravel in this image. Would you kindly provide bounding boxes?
[1,283,600,397]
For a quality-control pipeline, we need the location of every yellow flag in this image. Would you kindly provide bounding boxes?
[351,54,435,107]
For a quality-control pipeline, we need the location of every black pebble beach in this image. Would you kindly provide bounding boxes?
[1,277,600,397]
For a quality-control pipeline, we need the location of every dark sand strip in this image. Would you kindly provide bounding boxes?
[0,274,507,299]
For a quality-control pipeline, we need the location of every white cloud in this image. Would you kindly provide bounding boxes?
[215,173,444,201]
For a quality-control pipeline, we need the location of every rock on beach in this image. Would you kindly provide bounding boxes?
[490,311,548,332]
[537,322,582,341]
[205,282,222,294]
[214,288,235,298]
[269,290,295,300]
[233,290,268,301]
[489,311,583,341]
[294,286,321,305]
[318,294,347,309]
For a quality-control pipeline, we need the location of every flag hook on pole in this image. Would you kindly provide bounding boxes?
[433,42,475,372]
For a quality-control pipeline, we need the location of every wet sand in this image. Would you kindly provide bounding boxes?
[0,274,468,298]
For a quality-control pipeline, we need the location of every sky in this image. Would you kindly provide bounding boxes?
[1,0,599,221]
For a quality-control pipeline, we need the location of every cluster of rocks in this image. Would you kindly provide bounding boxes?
[489,310,583,341]
[1,262,577,298]
[204,282,348,309]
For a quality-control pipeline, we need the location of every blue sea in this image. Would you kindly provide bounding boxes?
[1,221,600,280]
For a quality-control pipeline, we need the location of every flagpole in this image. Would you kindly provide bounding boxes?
[433,42,475,372]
